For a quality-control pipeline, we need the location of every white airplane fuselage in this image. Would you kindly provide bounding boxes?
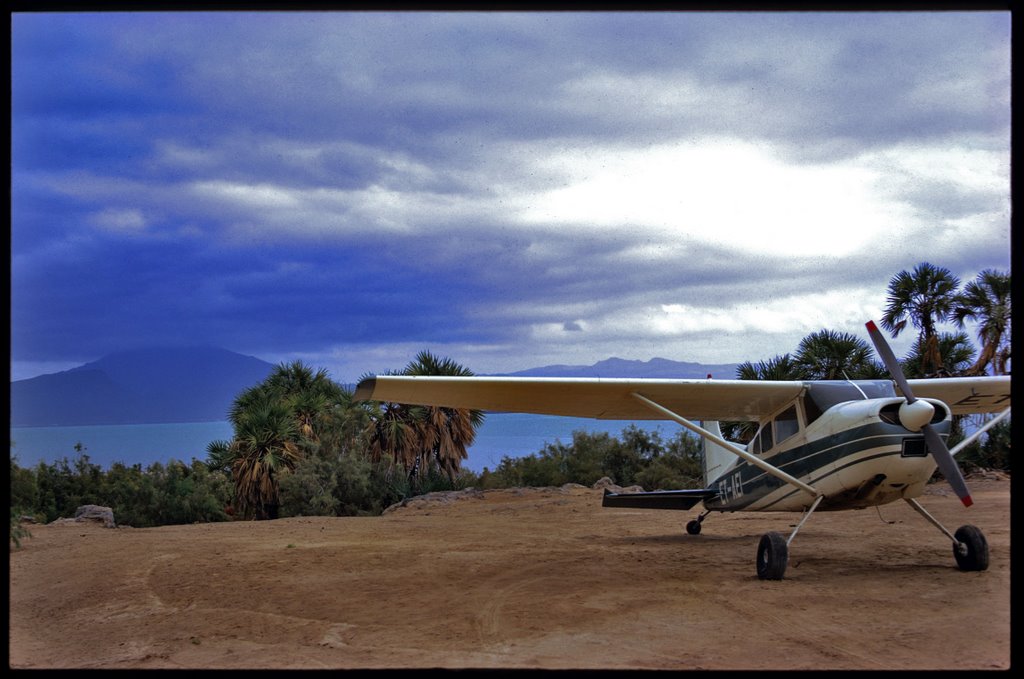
[706,396,947,513]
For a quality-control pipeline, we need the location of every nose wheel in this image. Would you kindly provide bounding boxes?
[952,524,989,571]
[905,498,990,572]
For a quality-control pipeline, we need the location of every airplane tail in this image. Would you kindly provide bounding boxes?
[701,421,734,486]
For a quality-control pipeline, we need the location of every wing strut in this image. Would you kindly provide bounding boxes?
[630,391,819,499]
[948,407,1011,458]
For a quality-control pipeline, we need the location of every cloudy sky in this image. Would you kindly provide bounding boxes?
[10,11,1012,384]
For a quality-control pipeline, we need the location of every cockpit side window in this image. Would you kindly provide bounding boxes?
[753,403,802,456]
[774,405,800,445]
[803,393,824,425]
[758,422,773,454]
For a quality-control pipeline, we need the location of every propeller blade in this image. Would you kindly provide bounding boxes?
[865,321,973,508]
[865,320,917,403]
[922,424,973,507]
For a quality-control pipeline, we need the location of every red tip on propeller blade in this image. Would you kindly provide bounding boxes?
[961,496,973,508]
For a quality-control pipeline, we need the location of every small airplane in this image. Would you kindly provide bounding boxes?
[355,321,1011,580]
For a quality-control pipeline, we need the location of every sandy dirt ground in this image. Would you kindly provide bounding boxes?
[8,478,1011,670]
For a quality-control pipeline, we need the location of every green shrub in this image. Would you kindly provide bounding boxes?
[955,416,1011,473]
[9,453,38,512]
[470,426,705,490]
[9,506,32,549]
[279,455,342,517]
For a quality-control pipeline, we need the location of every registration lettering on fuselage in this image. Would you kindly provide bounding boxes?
[718,472,745,503]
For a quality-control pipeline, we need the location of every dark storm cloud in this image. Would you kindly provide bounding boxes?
[10,11,1011,380]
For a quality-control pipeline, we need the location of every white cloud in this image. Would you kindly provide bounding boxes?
[510,136,1010,265]
[493,284,915,367]
[515,138,912,257]
[649,289,887,337]
[866,143,1008,196]
[89,207,147,233]
[153,141,221,169]
[193,180,300,209]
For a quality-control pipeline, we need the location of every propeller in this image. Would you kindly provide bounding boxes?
[865,320,972,507]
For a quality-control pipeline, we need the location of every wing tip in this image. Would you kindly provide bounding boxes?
[354,376,377,401]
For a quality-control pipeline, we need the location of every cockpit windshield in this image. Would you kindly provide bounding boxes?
[803,380,896,424]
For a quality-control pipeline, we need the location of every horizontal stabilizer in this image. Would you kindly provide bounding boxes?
[602,487,716,511]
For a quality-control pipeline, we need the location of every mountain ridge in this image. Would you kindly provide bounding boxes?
[10,349,739,427]
[498,356,739,379]
[10,347,276,427]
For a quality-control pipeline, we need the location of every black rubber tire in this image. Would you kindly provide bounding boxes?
[953,525,989,571]
[686,519,702,535]
[756,532,788,580]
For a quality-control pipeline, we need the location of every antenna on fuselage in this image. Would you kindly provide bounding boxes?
[842,371,869,400]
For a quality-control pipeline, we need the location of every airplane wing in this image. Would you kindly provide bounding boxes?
[355,374,1011,420]
[354,375,804,421]
[904,376,1011,415]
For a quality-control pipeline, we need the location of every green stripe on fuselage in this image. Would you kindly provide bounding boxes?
[704,421,947,511]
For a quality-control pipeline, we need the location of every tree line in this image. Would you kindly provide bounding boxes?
[735,263,1010,381]
[10,262,1011,538]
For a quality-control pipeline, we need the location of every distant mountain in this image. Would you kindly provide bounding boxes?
[10,350,739,427]
[499,357,739,379]
[10,347,275,427]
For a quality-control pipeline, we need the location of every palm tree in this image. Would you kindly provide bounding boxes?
[287,389,331,442]
[364,400,422,477]
[205,439,234,474]
[211,360,352,517]
[265,360,321,393]
[901,331,976,379]
[881,262,961,377]
[318,386,373,457]
[363,351,484,485]
[264,361,343,441]
[794,329,884,380]
[953,269,1012,376]
[735,354,805,381]
[230,400,301,520]
[229,383,272,427]
[402,351,485,481]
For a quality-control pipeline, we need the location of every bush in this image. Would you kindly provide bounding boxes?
[101,461,156,527]
[954,416,1011,473]
[9,507,32,549]
[471,426,706,490]
[7,422,713,528]
[279,455,342,517]
[32,455,105,523]
[9,453,233,528]
[9,453,38,512]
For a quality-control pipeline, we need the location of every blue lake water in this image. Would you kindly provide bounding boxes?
[9,414,677,474]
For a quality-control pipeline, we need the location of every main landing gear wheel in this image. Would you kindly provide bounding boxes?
[953,525,989,571]
[686,519,702,535]
[757,532,788,580]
